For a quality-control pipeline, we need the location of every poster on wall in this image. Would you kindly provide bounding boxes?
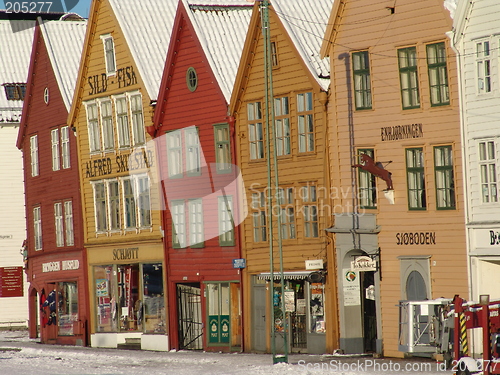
[343,269,361,306]
[96,279,109,297]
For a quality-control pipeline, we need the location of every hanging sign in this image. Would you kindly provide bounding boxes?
[351,255,377,272]
[305,259,323,270]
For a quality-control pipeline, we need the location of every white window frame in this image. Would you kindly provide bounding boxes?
[61,126,71,169]
[64,201,74,246]
[188,199,204,247]
[167,130,183,178]
[85,101,101,153]
[297,92,314,153]
[30,135,39,177]
[33,206,42,250]
[114,96,130,148]
[171,200,186,248]
[92,181,107,233]
[478,139,499,204]
[128,92,145,146]
[54,202,64,247]
[136,175,152,228]
[218,195,234,246]
[122,177,137,230]
[107,179,121,231]
[98,99,114,151]
[51,128,60,171]
[476,39,492,94]
[185,127,201,176]
[101,34,116,76]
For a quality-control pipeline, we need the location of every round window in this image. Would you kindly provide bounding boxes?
[186,67,198,92]
[43,87,49,104]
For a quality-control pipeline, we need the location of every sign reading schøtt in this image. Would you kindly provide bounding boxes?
[351,256,377,272]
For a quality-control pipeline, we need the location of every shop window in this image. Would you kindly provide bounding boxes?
[117,264,140,331]
[57,282,78,336]
[94,265,118,332]
[142,263,165,333]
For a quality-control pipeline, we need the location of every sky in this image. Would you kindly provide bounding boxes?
[0,0,92,18]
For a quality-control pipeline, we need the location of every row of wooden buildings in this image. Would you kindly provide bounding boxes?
[7,0,499,358]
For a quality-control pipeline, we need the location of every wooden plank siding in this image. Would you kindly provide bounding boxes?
[323,0,468,357]
[231,6,338,353]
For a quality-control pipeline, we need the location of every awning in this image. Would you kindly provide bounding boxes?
[257,271,310,280]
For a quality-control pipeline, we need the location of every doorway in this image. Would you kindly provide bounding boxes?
[362,271,377,352]
[177,283,202,349]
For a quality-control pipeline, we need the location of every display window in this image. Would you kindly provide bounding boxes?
[94,263,165,333]
[57,282,79,336]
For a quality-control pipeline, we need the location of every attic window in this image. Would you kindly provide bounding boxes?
[271,41,279,67]
[3,83,26,101]
[186,67,198,92]
[44,88,49,104]
[100,34,116,75]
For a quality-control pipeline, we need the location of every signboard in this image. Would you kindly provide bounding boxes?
[284,289,295,312]
[232,258,246,269]
[305,259,323,270]
[351,256,377,272]
[0,267,23,297]
[473,228,500,248]
[96,279,109,297]
[343,269,360,306]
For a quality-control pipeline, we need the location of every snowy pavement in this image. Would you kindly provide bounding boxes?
[0,330,453,374]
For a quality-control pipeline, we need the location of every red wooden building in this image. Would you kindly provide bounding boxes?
[17,17,89,346]
[149,1,252,352]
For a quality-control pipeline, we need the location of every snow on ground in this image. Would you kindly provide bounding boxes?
[0,330,453,374]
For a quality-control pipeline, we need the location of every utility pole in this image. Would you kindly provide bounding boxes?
[260,0,288,364]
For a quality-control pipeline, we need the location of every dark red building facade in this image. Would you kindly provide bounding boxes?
[17,18,89,346]
[150,2,251,352]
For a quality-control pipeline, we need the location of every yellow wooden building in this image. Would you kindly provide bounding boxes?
[229,0,338,354]
[67,0,177,350]
[321,0,468,357]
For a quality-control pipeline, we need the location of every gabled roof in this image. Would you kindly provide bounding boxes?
[272,0,333,90]
[0,19,35,113]
[39,19,87,111]
[108,0,179,101]
[185,0,253,102]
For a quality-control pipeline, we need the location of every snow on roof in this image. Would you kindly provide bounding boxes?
[272,0,332,91]
[39,19,87,111]
[108,0,179,101]
[0,20,35,114]
[444,0,458,19]
[186,0,253,102]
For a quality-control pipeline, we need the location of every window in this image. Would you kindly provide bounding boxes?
[101,34,116,75]
[3,83,26,100]
[54,202,64,247]
[271,41,279,67]
[398,47,420,109]
[297,92,314,152]
[352,51,372,110]
[93,181,107,232]
[171,200,186,248]
[185,127,201,176]
[186,67,198,92]
[86,102,101,153]
[166,130,182,178]
[136,175,151,227]
[479,140,498,203]
[33,206,42,250]
[218,196,234,246]
[64,201,74,246]
[129,93,145,146]
[277,187,295,239]
[189,199,204,247]
[357,149,377,208]
[248,102,264,160]
[252,191,267,242]
[476,40,491,94]
[427,42,449,106]
[301,184,318,238]
[51,129,60,171]
[122,178,136,229]
[434,146,455,209]
[214,124,231,173]
[30,135,39,177]
[115,97,130,148]
[57,282,78,336]
[108,180,121,231]
[61,126,70,169]
[274,97,291,156]
[406,148,426,210]
[100,100,114,151]
[247,102,264,159]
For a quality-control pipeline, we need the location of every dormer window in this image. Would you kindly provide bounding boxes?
[101,34,116,75]
[3,83,26,101]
